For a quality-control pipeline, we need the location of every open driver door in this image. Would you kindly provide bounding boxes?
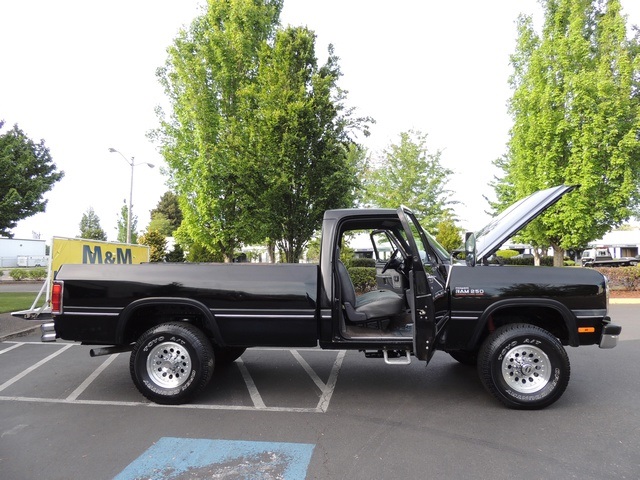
[397,206,437,363]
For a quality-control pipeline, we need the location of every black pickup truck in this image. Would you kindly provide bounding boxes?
[44,185,620,409]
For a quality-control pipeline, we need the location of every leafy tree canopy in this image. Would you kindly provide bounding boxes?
[361,130,457,232]
[148,212,174,237]
[79,207,107,241]
[116,203,138,244]
[153,0,284,262]
[248,27,371,262]
[153,0,369,262]
[149,191,182,234]
[0,122,64,237]
[435,218,463,253]
[138,230,167,262]
[493,0,640,265]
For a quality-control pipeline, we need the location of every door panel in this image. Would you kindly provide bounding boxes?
[397,207,437,362]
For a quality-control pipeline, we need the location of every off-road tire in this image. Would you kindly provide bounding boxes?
[130,322,214,405]
[478,323,570,409]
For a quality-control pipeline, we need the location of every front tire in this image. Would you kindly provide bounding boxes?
[130,322,214,405]
[478,324,570,409]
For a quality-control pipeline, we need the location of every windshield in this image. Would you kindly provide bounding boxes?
[400,214,450,266]
[425,230,450,262]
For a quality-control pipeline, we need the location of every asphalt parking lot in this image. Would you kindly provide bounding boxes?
[0,304,638,479]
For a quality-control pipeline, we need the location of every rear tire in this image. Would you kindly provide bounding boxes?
[477,323,570,409]
[130,322,214,405]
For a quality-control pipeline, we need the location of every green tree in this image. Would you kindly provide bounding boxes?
[249,27,370,262]
[0,122,64,237]
[165,242,185,262]
[493,0,640,266]
[79,207,107,240]
[362,130,457,232]
[116,203,138,243]
[153,0,283,262]
[305,236,321,263]
[147,212,173,237]
[149,191,182,233]
[435,218,463,253]
[138,230,167,262]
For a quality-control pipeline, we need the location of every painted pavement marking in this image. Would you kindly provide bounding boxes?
[0,342,23,355]
[114,437,315,480]
[0,343,73,393]
[236,357,267,409]
[0,343,347,413]
[65,353,120,401]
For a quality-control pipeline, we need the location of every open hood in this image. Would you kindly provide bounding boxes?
[475,184,578,261]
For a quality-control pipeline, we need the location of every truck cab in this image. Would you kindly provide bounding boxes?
[318,207,447,364]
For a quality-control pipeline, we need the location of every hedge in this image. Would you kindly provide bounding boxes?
[348,266,377,293]
[348,257,376,268]
[595,266,640,291]
[499,256,575,267]
[8,268,47,281]
[10,269,28,281]
[28,268,47,280]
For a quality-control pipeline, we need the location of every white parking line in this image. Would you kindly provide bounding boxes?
[236,357,267,409]
[0,343,74,393]
[291,350,326,392]
[65,353,120,401]
[0,344,347,413]
[0,343,23,355]
[317,350,346,413]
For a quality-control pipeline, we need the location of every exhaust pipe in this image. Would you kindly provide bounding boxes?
[90,345,134,357]
[41,322,56,342]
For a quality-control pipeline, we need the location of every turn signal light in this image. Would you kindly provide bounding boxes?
[578,327,595,333]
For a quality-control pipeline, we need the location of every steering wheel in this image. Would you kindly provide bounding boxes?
[381,249,402,274]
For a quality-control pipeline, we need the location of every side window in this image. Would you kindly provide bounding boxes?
[371,230,393,262]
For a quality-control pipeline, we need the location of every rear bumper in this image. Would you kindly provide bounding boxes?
[599,318,621,349]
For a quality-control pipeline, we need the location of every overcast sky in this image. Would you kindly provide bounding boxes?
[2,0,639,243]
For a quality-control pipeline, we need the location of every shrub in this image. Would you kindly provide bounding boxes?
[595,266,640,291]
[501,256,574,267]
[503,256,535,266]
[0,269,3,277]
[496,249,519,259]
[349,257,376,268]
[10,269,28,281]
[28,268,47,280]
[348,266,377,294]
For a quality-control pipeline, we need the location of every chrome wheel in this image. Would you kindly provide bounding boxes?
[501,344,551,394]
[478,323,570,409]
[146,341,192,388]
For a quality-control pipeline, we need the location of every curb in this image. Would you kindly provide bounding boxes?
[0,324,42,342]
[609,298,640,304]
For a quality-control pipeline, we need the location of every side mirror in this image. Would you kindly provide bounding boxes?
[465,232,476,267]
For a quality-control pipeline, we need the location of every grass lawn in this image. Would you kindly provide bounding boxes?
[0,292,39,314]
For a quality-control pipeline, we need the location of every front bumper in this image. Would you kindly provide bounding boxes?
[599,318,621,349]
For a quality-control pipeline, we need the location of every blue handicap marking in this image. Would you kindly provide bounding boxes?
[114,437,315,479]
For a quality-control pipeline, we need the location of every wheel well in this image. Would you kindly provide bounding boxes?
[482,306,570,346]
[120,304,214,345]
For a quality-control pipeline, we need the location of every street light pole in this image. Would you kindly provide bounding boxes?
[108,148,155,244]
